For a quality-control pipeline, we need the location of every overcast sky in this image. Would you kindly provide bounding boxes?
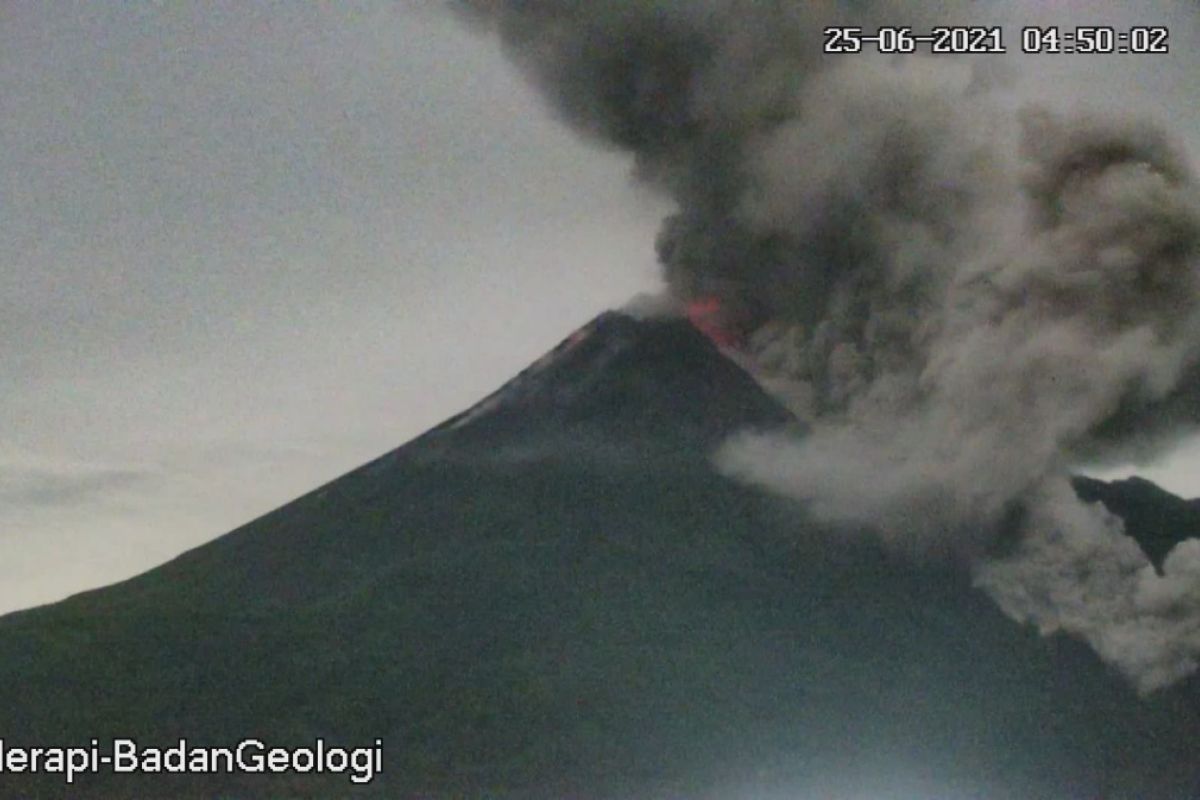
[3,1,1200,615]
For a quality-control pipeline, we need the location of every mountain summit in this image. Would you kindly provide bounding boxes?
[421,310,794,452]
[1,312,1198,799]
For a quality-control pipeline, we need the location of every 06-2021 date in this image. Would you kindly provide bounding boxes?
[824,26,1005,54]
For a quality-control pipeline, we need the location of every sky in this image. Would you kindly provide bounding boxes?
[1,2,665,614]
[3,1,1200,615]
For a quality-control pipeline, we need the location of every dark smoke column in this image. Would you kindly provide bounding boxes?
[454,0,1200,693]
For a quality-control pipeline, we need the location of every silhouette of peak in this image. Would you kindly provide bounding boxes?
[415,311,793,454]
[1072,474,1200,571]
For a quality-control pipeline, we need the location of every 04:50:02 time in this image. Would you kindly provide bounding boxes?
[1021,26,1169,54]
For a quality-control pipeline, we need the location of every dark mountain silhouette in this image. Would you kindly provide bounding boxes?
[1,312,1198,799]
[1072,474,1200,572]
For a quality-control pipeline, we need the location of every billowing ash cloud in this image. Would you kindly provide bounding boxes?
[454,1,1200,692]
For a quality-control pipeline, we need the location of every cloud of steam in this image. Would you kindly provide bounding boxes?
[454,0,1200,692]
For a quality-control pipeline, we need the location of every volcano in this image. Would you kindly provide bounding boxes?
[1,311,1198,799]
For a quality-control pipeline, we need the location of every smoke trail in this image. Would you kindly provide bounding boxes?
[454,1,1200,692]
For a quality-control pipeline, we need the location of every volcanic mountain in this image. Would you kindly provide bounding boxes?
[1,312,1198,799]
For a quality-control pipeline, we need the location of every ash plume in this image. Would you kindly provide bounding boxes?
[454,1,1200,692]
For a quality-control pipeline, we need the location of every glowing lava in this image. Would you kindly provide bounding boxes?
[686,296,740,349]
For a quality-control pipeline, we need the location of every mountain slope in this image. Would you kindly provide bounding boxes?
[1072,475,1200,571]
[0,312,1198,799]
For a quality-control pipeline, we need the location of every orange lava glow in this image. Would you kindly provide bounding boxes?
[686,296,740,348]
